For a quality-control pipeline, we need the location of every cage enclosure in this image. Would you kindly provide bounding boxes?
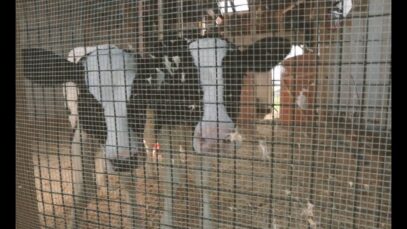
[16,0,391,228]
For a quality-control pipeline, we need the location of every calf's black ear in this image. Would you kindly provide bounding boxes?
[242,37,292,72]
[21,48,84,86]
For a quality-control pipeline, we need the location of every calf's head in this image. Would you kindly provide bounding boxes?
[82,45,146,172]
[188,38,242,154]
[187,36,292,155]
[22,46,147,172]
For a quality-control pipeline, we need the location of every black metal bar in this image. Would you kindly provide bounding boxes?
[168,128,176,225]
[181,129,191,228]
[30,2,50,227]
[267,47,278,229]
[308,2,321,224]
[374,76,391,228]
[94,43,117,228]
[287,19,300,228]
[352,10,371,229]
[16,5,41,229]
[43,1,66,227]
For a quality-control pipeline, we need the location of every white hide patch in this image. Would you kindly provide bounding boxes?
[172,56,181,69]
[188,38,230,114]
[296,88,308,110]
[155,68,166,88]
[189,38,232,122]
[227,129,243,144]
[163,55,174,75]
[67,45,117,64]
[189,38,239,154]
[271,45,305,82]
[83,45,138,158]
[62,82,79,129]
[333,0,352,18]
[67,45,120,63]
[286,45,305,59]
[266,45,306,120]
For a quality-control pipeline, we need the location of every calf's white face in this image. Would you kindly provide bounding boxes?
[189,38,241,154]
[23,46,145,173]
[83,45,140,171]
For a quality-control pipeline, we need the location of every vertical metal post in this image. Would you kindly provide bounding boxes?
[158,0,163,40]
[138,0,144,54]
[16,15,41,228]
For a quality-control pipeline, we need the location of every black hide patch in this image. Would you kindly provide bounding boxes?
[22,48,85,86]
[77,87,108,145]
[108,152,146,173]
[127,74,151,140]
[242,37,292,72]
[150,38,203,136]
[222,46,244,124]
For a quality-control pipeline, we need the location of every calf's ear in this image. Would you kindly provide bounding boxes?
[21,48,84,86]
[242,37,292,72]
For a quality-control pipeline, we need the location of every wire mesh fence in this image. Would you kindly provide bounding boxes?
[16,0,391,228]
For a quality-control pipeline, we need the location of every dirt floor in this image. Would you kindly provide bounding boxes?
[31,116,391,229]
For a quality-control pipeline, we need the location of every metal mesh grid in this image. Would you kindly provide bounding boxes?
[16,0,391,228]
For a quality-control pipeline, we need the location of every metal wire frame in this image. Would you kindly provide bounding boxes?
[16,0,391,228]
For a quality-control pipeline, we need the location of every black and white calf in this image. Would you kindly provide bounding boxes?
[22,35,291,228]
[150,36,292,228]
[22,45,150,229]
